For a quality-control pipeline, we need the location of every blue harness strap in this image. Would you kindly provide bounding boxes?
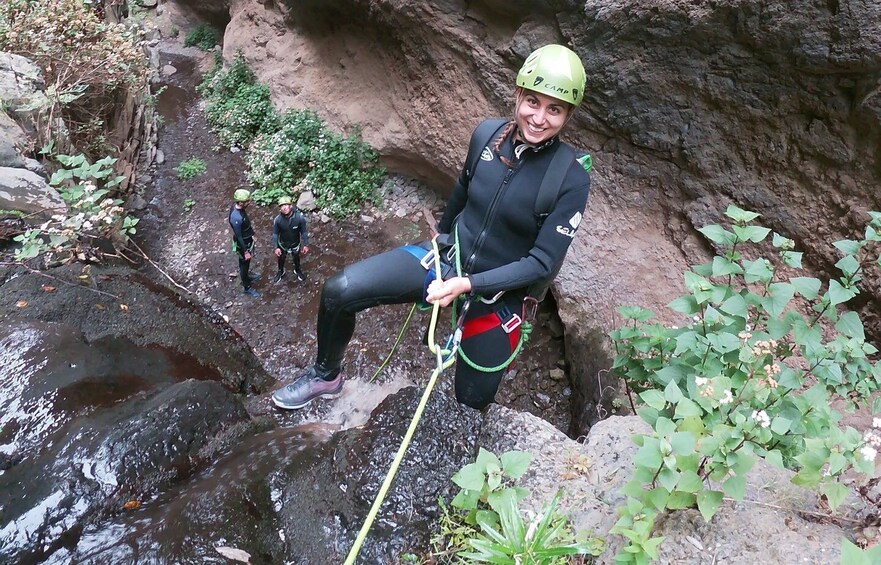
[401,244,428,261]
[400,244,454,309]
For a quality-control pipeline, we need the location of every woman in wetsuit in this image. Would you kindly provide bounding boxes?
[272,44,591,411]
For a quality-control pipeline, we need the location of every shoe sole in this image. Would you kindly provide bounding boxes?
[271,385,343,410]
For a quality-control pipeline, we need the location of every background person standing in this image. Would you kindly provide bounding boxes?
[229,188,260,298]
[272,195,310,283]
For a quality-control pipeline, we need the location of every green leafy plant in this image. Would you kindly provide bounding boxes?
[199,53,383,219]
[175,158,207,180]
[434,448,604,564]
[12,153,137,262]
[184,24,218,51]
[608,205,881,563]
[183,198,196,212]
[199,52,280,149]
[245,109,383,217]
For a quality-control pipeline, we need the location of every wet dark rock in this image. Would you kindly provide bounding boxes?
[0,364,249,563]
[330,386,481,561]
[54,386,481,564]
[0,263,272,394]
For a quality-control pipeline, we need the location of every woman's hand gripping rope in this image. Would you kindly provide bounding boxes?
[425,235,470,369]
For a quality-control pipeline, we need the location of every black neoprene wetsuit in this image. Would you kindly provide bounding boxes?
[314,119,591,409]
[229,204,255,289]
[272,209,309,274]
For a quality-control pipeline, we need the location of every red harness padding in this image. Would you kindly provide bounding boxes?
[461,312,521,357]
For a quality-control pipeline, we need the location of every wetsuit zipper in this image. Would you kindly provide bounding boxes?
[463,166,518,273]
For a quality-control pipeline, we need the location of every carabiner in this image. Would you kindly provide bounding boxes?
[522,296,539,324]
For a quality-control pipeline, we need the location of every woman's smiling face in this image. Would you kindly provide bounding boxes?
[514,89,571,145]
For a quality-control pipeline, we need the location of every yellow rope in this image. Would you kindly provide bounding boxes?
[344,237,454,564]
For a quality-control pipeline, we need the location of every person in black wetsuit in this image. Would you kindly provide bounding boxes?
[272,195,310,283]
[229,188,260,298]
[272,44,591,410]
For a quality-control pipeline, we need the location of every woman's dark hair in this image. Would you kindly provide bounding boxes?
[493,121,517,168]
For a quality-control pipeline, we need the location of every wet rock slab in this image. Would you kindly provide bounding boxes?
[52,386,480,564]
[0,264,271,562]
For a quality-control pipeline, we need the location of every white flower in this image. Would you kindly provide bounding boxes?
[82,221,93,230]
[873,417,881,429]
[695,377,708,387]
[751,410,771,428]
[720,390,733,405]
[860,445,877,463]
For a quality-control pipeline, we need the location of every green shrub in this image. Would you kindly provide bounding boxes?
[184,24,218,51]
[199,52,280,149]
[205,83,279,148]
[199,53,383,219]
[175,158,207,180]
[432,448,605,563]
[608,205,881,563]
[244,109,323,205]
[246,110,383,217]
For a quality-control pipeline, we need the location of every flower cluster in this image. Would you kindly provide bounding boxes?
[751,339,778,356]
[694,376,733,405]
[758,363,781,389]
[751,410,771,429]
[861,421,881,463]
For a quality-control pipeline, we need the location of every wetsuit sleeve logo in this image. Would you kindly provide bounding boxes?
[556,211,582,238]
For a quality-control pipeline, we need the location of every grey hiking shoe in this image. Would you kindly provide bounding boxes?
[296,270,306,282]
[243,287,260,298]
[273,270,285,284]
[271,367,343,410]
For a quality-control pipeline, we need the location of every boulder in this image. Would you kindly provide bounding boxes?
[0,52,50,125]
[479,409,859,564]
[0,111,29,168]
[50,386,482,564]
[0,166,65,217]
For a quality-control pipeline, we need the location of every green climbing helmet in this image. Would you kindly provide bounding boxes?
[233,188,251,202]
[277,195,293,206]
[515,44,586,106]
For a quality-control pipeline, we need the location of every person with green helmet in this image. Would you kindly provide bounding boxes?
[272,194,310,283]
[229,188,260,298]
[272,44,591,411]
